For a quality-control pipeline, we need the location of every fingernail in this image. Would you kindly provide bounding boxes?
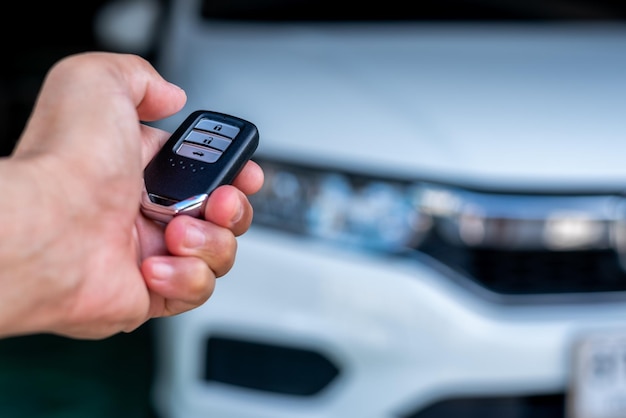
[151,260,175,280]
[185,224,206,248]
[168,81,185,92]
[232,199,244,224]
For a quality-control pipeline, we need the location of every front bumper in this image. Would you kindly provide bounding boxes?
[152,227,626,418]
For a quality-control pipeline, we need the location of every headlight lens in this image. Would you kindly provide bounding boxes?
[249,159,429,252]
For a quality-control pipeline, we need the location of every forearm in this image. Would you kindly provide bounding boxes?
[0,157,71,336]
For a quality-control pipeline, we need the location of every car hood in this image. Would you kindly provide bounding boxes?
[162,22,626,191]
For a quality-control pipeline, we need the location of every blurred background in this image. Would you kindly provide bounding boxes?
[2,1,626,418]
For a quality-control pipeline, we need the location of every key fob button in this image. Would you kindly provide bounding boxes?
[176,143,221,163]
[184,131,232,151]
[195,118,240,139]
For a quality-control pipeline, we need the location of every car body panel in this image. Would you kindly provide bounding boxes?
[158,19,626,190]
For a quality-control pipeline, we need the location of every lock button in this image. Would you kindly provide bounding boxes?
[195,118,240,139]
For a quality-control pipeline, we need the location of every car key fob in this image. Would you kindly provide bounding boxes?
[141,110,259,223]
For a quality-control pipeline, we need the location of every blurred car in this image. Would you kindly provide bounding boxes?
[148,0,626,417]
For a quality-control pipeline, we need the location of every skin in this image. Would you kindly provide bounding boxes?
[0,52,264,340]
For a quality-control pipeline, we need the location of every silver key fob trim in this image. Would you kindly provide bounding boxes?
[141,191,209,223]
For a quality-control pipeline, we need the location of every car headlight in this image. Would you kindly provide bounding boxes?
[249,158,431,252]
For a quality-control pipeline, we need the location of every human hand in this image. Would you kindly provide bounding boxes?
[0,52,264,339]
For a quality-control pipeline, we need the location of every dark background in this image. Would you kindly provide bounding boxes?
[0,2,113,156]
[0,1,625,417]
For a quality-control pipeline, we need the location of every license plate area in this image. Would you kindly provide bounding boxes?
[569,330,626,418]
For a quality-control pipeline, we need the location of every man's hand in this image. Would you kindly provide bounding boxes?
[0,52,264,339]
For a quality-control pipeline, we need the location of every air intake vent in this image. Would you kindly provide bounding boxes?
[203,336,340,396]
[403,393,564,418]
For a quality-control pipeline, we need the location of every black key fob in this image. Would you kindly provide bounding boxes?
[141,110,259,223]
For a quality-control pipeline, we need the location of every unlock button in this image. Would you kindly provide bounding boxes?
[185,131,232,151]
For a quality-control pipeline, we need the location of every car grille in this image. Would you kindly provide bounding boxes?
[419,231,626,296]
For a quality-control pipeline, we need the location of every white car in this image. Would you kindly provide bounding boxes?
[148,1,626,417]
